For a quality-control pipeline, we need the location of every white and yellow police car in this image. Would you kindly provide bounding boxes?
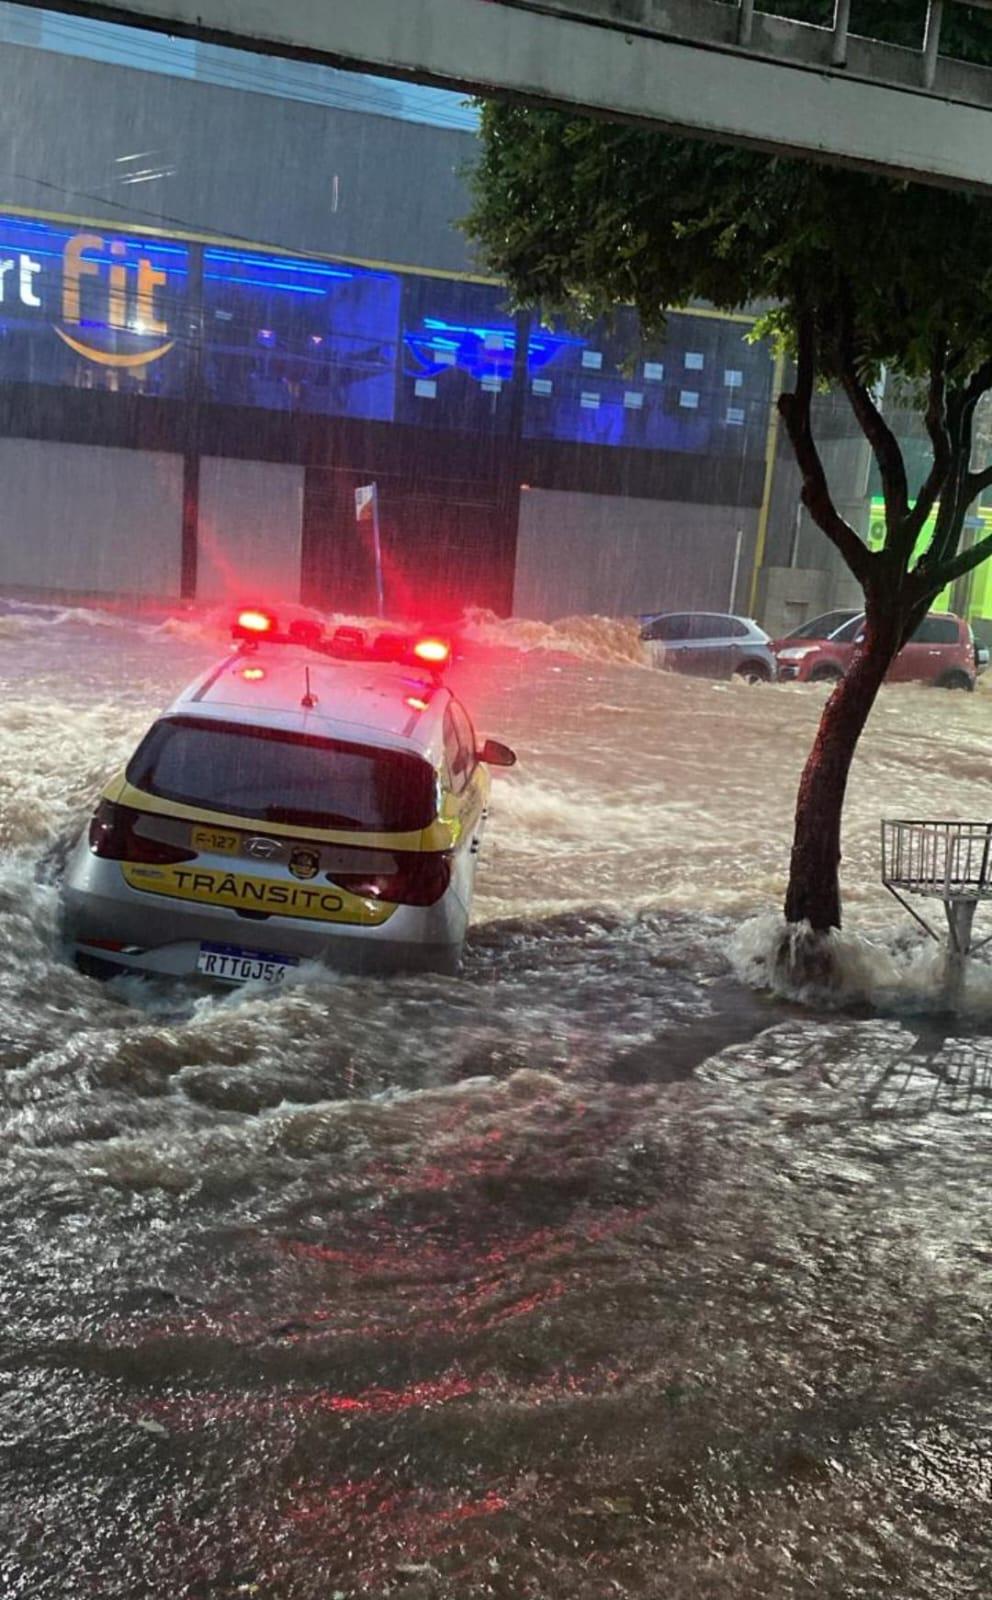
[64,609,516,983]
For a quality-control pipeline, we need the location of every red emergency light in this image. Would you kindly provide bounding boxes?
[413,637,451,666]
[236,607,277,636]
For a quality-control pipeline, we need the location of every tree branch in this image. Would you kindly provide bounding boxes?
[778,312,874,588]
[962,356,992,413]
[902,338,951,547]
[925,524,992,589]
[835,293,909,530]
[966,461,992,501]
[915,358,992,576]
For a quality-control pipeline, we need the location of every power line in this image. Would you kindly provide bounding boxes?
[3,167,486,279]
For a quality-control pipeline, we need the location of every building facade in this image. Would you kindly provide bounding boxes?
[0,33,780,621]
[1,23,984,633]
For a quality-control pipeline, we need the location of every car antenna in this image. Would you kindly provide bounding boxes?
[301,665,318,710]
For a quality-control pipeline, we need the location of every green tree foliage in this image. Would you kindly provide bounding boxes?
[467,102,992,591]
[464,7,992,934]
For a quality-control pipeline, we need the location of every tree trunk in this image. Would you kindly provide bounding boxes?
[784,612,902,931]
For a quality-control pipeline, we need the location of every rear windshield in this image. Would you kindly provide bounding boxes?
[127,716,438,833]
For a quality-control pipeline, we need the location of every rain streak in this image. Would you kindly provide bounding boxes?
[2,3,992,1594]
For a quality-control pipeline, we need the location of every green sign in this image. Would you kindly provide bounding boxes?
[868,497,992,621]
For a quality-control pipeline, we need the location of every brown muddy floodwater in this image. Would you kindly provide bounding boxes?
[0,602,990,1599]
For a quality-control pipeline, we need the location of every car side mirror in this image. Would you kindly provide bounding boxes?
[479,738,517,768]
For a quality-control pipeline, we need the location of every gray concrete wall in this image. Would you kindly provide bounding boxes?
[0,41,479,274]
[760,421,872,628]
[513,488,758,621]
[0,439,183,596]
[756,558,863,636]
[197,458,304,603]
[758,566,832,639]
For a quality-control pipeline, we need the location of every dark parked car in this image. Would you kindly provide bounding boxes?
[639,612,778,683]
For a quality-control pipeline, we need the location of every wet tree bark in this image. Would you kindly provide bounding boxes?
[773,310,992,943]
[783,610,903,931]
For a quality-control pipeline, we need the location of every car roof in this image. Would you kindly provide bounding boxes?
[783,609,964,641]
[640,611,765,633]
[640,611,758,625]
[165,647,450,767]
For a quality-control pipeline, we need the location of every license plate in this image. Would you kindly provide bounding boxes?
[196,941,300,985]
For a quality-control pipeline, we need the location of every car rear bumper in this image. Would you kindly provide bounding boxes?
[72,936,462,980]
[63,841,469,977]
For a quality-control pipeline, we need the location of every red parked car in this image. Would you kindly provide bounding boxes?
[773,610,982,690]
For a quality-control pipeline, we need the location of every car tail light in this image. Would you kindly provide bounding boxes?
[328,851,452,906]
[89,800,197,864]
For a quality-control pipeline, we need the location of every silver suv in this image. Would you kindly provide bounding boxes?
[639,612,777,683]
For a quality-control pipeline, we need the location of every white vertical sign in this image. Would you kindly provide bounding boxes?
[355,482,384,618]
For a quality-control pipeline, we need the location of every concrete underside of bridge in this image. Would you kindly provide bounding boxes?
[19,0,992,193]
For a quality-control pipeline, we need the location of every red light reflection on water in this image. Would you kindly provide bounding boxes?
[97,1203,650,1355]
[275,1477,514,1587]
[123,1357,634,1436]
[318,1372,476,1414]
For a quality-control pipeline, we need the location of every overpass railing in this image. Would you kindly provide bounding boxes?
[506,2,992,108]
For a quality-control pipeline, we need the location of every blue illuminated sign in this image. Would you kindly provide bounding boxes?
[404,315,582,382]
[0,210,771,455]
[0,211,189,390]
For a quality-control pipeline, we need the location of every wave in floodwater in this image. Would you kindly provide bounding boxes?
[461,605,648,665]
[1,601,991,1599]
[732,911,992,1021]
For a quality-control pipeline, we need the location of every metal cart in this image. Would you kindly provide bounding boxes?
[881,819,992,994]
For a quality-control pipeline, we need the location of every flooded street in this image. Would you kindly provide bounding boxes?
[1,606,991,1598]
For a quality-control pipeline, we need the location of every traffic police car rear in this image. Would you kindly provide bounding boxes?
[64,610,516,982]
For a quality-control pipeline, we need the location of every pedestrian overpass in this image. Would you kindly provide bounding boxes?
[19,0,992,192]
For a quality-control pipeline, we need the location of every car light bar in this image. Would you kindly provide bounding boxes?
[230,610,454,675]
